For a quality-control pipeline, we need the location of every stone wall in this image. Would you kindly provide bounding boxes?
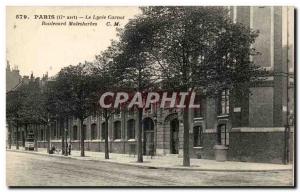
[228,131,285,163]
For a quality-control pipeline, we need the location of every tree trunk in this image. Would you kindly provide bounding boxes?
[34,124,38,151]
[103,109,109,159]
[16,122,19,150]
[61,117,65,155]
[182,111,190,166]
[105,116,109,159]
[47,121,51,153]
[65,116,68,156]
[80,119,85,157]
[183,89,191,166]
[137,108,143,163]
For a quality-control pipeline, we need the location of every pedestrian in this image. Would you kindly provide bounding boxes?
[66,143,68,155]
[68,143,71,155]
[49,144,55,154]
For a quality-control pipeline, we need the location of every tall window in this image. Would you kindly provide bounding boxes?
[193,126,203,147]
[91,123,97,140]
[113,121,121,140]
[101,122,106,140]
[218,90,230,115]
[127,119,135,140]
[73,126,78,140]
[217,124,229,146]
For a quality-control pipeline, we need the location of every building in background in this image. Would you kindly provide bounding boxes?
[6,61,22,92]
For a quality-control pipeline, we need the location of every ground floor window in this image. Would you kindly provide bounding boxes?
[127,119,135,139]
[113,121,121,140]
[193,126,203,147]
[217,124,229,146]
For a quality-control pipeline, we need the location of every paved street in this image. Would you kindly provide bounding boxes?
[6,151,294,187]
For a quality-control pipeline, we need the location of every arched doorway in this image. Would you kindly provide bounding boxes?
[143,118,154,155]
[170,118,179,154]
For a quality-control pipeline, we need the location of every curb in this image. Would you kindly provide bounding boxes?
[7,149,293,172]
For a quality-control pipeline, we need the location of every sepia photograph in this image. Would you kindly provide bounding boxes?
[5,5,295,187]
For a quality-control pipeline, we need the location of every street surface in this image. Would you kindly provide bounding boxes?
[6,151,294,186]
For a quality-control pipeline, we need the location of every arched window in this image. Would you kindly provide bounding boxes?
[127,119,135,140]
[193,126,203,147]
[91,123,97,140]
[101,122,106,140]
[73,126,78,140]
[143,118,154,131]
[113,121,121,140]
[143,118,155,155]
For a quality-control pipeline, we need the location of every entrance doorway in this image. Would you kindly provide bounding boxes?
[143,118,154,155]
[170,119,179,154]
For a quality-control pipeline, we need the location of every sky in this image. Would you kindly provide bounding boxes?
[6,6,141,77]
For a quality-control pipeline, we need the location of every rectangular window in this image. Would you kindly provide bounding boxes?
[219,90,230,115]
[193,126,203,147]
[217,124,229,146]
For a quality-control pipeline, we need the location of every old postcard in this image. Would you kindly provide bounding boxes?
[6,6,295,187]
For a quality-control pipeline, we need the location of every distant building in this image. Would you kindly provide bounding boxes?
[6,61,22,92]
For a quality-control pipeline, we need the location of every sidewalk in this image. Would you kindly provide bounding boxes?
[7,146,293,172]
